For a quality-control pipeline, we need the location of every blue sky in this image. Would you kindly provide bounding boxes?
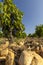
[0,0,43,34]
[14,0,43,34]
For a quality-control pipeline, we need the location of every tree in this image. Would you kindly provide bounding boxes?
[28,33,32,37]
[0,0,25,42]
[31,33,37,37]
[12,24,26,38]
[22,32,27,38]
[0,31,3,37]
[28,24,43,37]
[35,24,43,37]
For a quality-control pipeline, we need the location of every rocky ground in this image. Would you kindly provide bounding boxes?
[0,37,43,65]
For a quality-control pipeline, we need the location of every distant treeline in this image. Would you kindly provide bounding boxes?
[0,24,43,38]
[28,24,43,37]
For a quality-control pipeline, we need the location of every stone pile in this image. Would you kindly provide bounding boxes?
[19,50,43,65]
[0,37,43,65]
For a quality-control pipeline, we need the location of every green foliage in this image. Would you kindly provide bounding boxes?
[31,33,37,37]
[12,30,27,38]
[22,32,27,38]
[28,33,37,37]
[0,31,3,37]
[0,0,25,41]
[28,24,43,37]
[0,2,3,13]
[28,33,32,37]
[35,24,43,37]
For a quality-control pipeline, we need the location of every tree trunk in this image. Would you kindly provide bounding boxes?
[8,28,13,43]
